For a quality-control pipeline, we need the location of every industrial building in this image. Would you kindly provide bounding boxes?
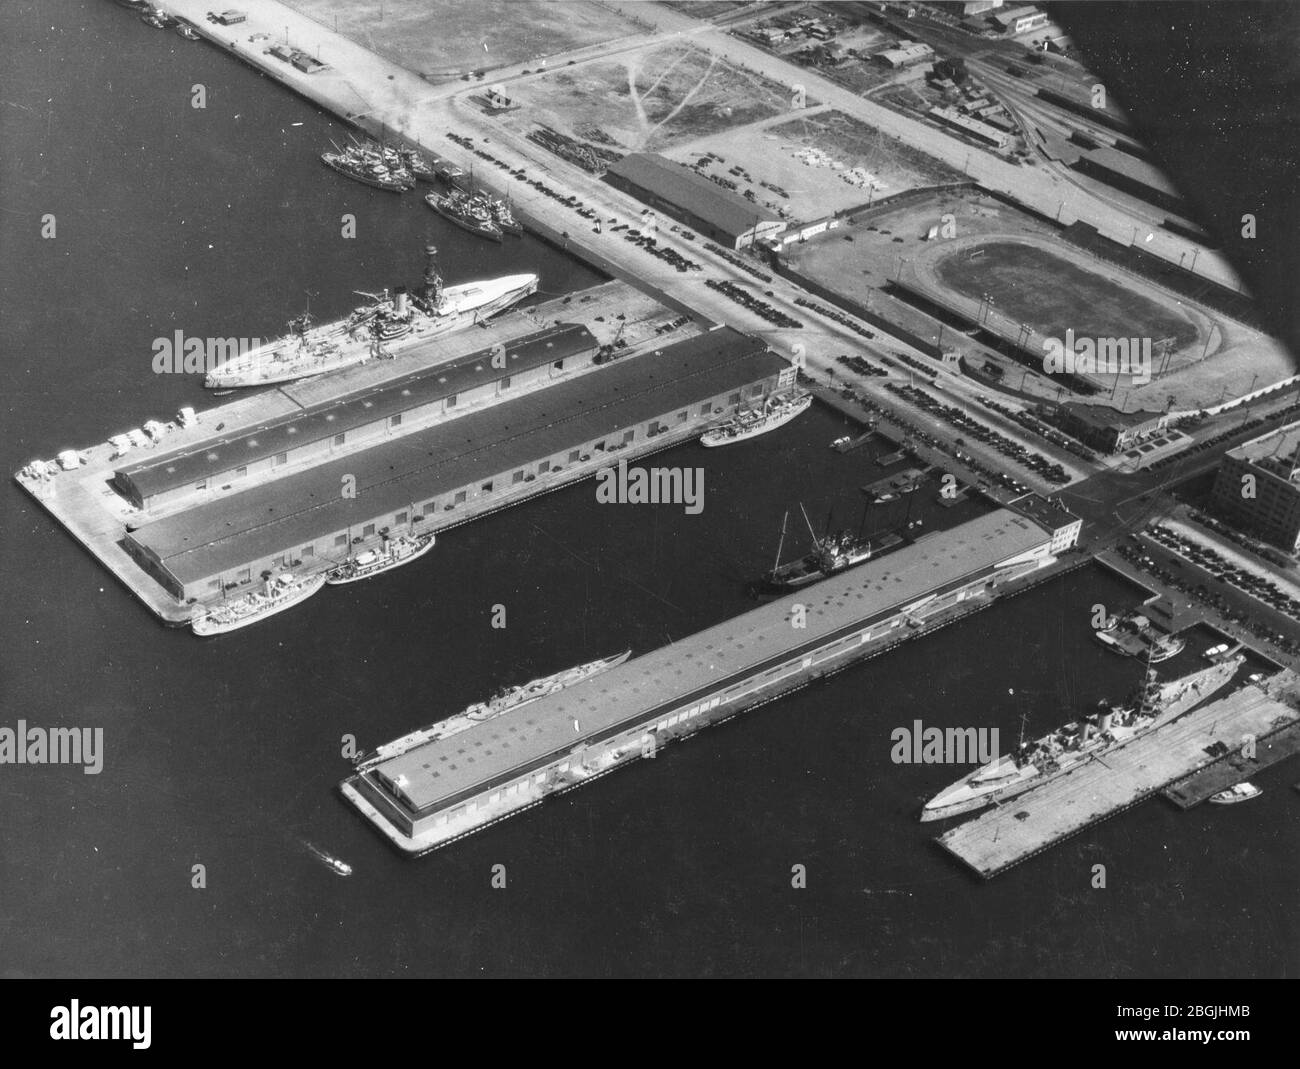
[604,153,787,249]
[1071,146,1184,214]
[344,508,1061,852]
[991,6,1049,35]
[122,329,791,603]
[1055,403,1170,454]
[1210,421,1300,553]
[1010,494,1082,553]
[927,105,1010,148]
[875,41,935,68]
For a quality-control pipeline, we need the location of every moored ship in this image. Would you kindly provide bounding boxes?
[354,650,633,770]
[476,192,523,236]
[321,146,413,192]
[1093,609,1185,662]
[326,533,435,585]
[700,389,812,447]
[760,506,903,592]
[425,191,503,241]
[920,656,1243,822]
[192,572,327,636]
[203,244,538,388]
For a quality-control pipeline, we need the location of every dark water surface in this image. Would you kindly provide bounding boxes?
[0,1,1293,978]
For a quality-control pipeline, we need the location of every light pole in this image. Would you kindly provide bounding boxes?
[1190,247,1200,273]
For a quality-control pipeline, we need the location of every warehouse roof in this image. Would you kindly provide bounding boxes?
[605,153,782,239]
[117,323,597,501]
[1074,145,1182,199]
[127,328,783,583]
[375,507,1051,812]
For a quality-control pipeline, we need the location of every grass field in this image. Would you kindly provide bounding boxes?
[934,242,1197,348]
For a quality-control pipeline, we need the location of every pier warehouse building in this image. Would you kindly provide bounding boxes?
[121,328,791,603]
[114,323,601,514]
[343,509,1061,853]
[604,153,787,250]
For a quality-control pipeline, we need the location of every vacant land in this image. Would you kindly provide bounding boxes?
[935,241,1197,348]
[285,0,640,80]
[506,42,795,153]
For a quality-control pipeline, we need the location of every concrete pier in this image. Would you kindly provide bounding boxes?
[937,678,1300,878]
[12,282,710,624]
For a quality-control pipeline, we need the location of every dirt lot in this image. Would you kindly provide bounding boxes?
[284,0,640,80]
[502,40,796,153]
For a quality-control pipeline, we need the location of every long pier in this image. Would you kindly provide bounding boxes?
[937,676,1300,878]
[12,282,703,623]
[342,508,1068,854]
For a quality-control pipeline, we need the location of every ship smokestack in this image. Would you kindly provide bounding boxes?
[394,286,408,316]
[1099,710,1112,733]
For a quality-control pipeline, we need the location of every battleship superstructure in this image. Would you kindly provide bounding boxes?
[203,245,537,388]
[920,657,1243,822]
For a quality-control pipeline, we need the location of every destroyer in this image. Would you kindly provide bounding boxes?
[920,657,1242,821]
[192,572,326,636]
[326,533,435,585]
[354,650,632,770]
[700,389,811,447]
[425,190,503,241]
[204,245,537,388]
[321,145,413,192]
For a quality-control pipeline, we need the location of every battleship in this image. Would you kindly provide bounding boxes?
[203,244,538,388]
[192,572,327,636]
[920,656,1243,822]
[761,506,903,592]
[326,533,436,585]
[425,190,503,241]
[354,650,633,771]
[699,390,812,446]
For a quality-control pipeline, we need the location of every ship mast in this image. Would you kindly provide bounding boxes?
[772,510,788,572]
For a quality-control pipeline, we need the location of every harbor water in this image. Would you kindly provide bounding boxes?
[0,1,1294,977]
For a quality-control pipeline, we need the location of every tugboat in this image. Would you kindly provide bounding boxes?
[759,505,902,592]
[326,533,436,585]
[700,390,812,447]
[321,146,413,192]
[192,572,327,636]
[920,656,1243,822]
[354,650,633,770]
[425,191,503,241]
[1209,781,1262,805]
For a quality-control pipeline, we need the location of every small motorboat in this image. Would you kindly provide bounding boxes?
[1208,782,1262,805]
